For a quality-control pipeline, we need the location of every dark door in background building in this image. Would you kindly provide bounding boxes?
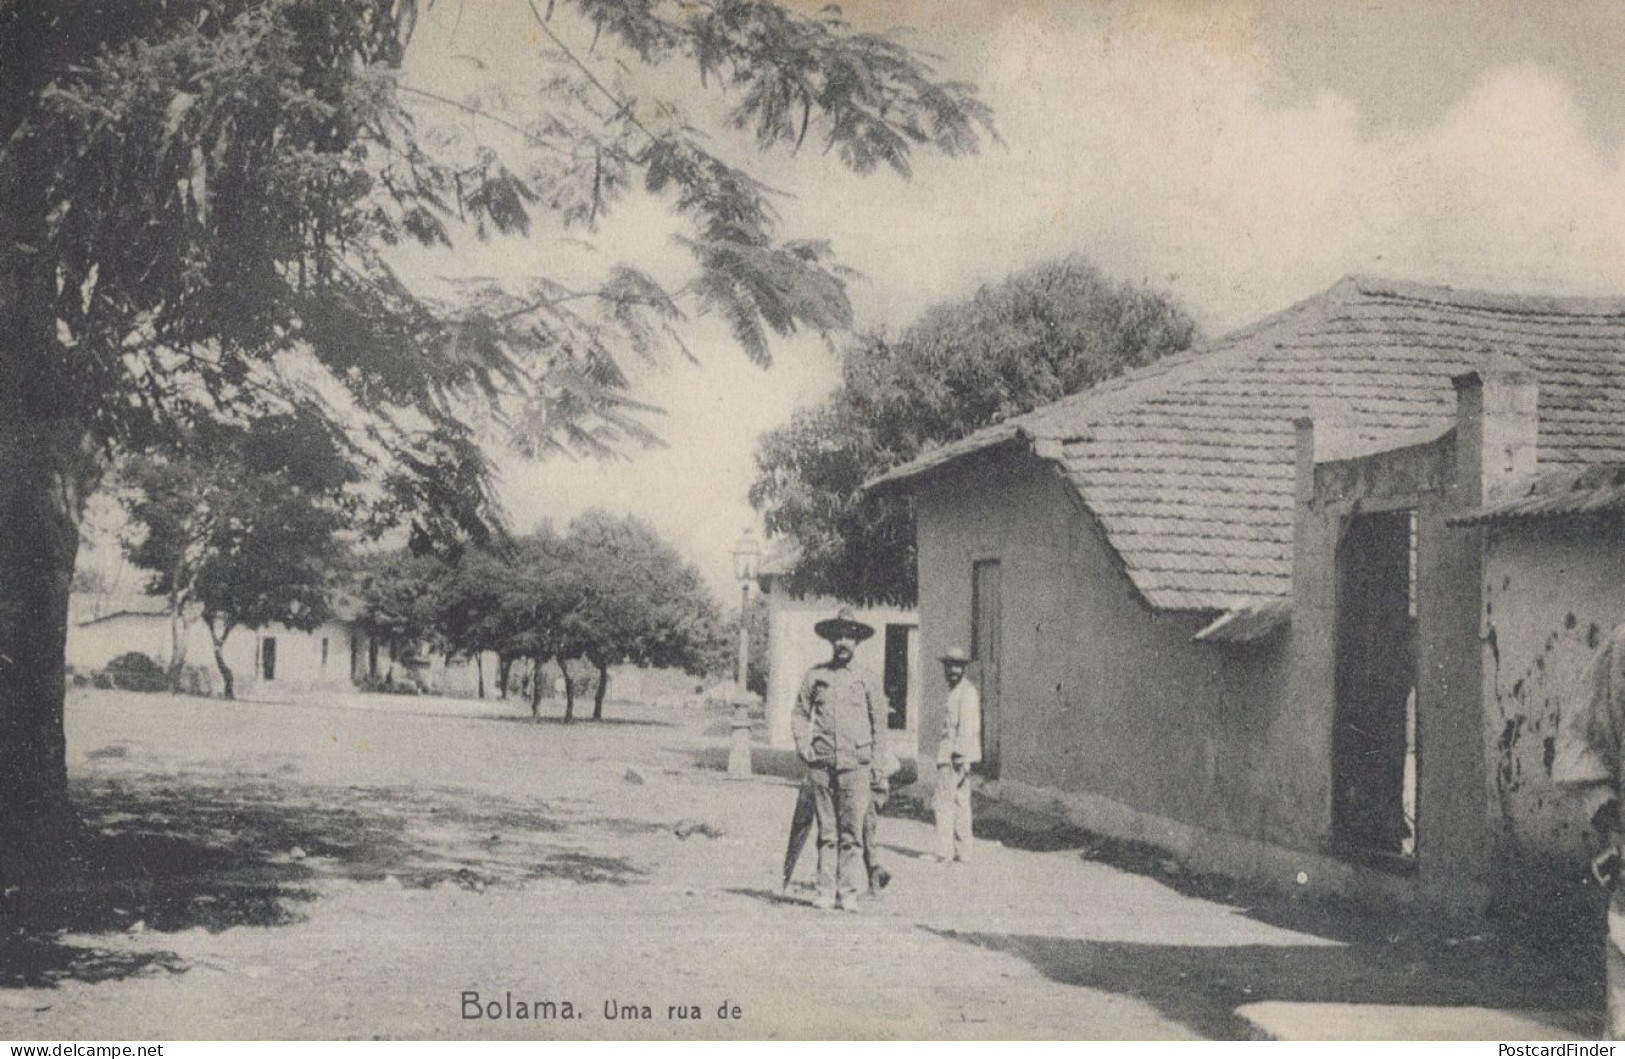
[882,624,913,731]
[1333,510,1418,860]
[971,559,1003,777]
[261,636,278,682]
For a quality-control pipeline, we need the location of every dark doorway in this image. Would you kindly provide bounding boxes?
[971,559,1003,777]
[1333,510,1418,860]
[883,624,913,731]
[260,636,278,682]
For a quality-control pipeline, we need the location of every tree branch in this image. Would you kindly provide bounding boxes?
[522,0,660,145]
[397,85,571,156]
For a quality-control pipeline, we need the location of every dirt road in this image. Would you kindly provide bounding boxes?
[0,689,1601,1039]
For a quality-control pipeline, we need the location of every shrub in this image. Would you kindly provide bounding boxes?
[357,674,421,696]
[103,652,169,693]
[179,664,215,697]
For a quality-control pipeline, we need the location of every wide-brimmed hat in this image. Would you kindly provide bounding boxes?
[939,646,972,666]
[814,607,875,643]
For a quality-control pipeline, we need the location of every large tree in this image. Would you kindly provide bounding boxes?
[0,0,990,880]
[496,528,590,721]
[750,256,1198,604]
[566,510,723,721]
[353,549,454,688]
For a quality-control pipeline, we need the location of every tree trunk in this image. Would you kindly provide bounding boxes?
[559,659,575,723]
[592,661,609,721]
[0,421,85,886]
[165,585,192,689]
[475,653,485,699]
[529,654,545,722]
[498,654,512,700]
[206,617,237,701]
[0,15,92,886]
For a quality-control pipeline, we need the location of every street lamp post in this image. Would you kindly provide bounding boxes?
[729,529,762,778]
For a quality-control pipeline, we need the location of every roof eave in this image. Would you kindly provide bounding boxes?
[861,426,1030,494]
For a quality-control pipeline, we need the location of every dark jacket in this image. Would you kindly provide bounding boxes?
[792,663,884,770]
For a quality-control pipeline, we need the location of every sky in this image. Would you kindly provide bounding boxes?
[382,0,1625,606]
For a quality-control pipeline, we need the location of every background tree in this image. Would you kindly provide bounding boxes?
[565,510,724,721]
[121,414,358,697]
[435,546,519,699]
[750,256,1198,604]
[354,550,455,690]
[0,0,991,877]
[488,528,589,722]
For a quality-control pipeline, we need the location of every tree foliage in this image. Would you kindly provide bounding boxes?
[564,510,724,720]
[0,0,990,871]
[354,510,723,720]
[120,413,357,698]
[8,0,993,478]
[750,256,1199,604]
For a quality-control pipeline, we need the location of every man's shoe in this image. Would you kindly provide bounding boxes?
[811,892,836,910]
[871,866,892,891]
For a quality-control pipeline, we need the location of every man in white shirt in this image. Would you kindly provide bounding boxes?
[935,646,981,863]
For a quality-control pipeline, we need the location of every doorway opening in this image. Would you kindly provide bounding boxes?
[882,624,913,731]
[1332,510,1419,862]
[261,636,279,682]
[971,559,1002,777]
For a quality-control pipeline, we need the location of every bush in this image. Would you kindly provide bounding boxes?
[179,664,215,697]
[103,652,169,693]
[357,673,422,696]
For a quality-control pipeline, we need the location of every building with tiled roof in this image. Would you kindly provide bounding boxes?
[871,275,1625,612]
[867,275,1625,919]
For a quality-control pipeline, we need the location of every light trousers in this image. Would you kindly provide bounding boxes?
[935,762,973,860]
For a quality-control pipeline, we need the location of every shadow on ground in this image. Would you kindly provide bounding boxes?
[880,784,1606,1038]
[2,774,652,990]
[926,927,1602,1040]
[486,712,676,729]
[895,785,1605,941]
[692,745,921,789]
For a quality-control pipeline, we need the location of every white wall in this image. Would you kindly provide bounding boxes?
[67,612,360,698]
[65,612,174,672]
[764,592,920,752]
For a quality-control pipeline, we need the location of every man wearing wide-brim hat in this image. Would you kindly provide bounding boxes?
[790,607,887,910]
[935,646,981,863]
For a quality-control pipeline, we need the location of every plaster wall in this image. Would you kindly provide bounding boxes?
[1303,428,1490,909]
[1480,518,1625,907]
[66,613,175,672]
[226,619,358,697]
[67,612,360,697]
[913,449,1311,849]
[910,437,1497,914]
